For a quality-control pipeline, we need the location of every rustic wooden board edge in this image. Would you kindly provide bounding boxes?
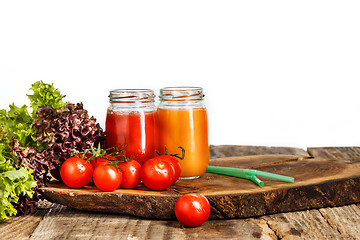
[41,187,180,219]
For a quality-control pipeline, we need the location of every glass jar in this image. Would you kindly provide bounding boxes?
[106,89,156,165]
[156,87,209,179]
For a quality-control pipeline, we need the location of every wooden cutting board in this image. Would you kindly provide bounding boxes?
[40,148,360,220]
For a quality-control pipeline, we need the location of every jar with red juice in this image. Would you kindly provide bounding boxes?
[105,89,156,165]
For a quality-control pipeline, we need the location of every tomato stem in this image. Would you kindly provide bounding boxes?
[75,143,129,164]
[155,146,185,160]
[170,146,185,160]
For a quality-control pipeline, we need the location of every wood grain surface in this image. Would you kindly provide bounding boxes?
[2,145,360,240]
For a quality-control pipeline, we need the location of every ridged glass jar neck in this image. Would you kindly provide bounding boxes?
[158,87,205,108]
[109,89,155,111]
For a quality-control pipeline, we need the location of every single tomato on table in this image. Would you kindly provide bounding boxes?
[175,193,211,227]
[60,156,93,188]
[140,157,175,190]
[93,165,123,192]
[117,159,141,189]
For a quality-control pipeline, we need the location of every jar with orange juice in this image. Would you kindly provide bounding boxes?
[106,89,156,166]
[156,87,209,179]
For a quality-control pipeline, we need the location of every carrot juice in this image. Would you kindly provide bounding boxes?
[156,87,209,178]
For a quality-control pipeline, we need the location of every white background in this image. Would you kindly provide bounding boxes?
[1,1,359,149]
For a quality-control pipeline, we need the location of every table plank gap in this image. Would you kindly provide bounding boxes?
[261,209,344,240]
[318,204,360,239]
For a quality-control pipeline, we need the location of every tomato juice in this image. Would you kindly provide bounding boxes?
[105,110,155,165]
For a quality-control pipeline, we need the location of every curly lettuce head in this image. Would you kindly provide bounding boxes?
[33,103,105,178]
[0,80,105,220]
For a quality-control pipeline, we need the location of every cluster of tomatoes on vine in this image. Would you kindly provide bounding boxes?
[60,144,183,191]
[60,144,211,227]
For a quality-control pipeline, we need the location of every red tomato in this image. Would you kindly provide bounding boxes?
[93,165,123,192]
[153,155,181,183]
[117,160,141,189]
[90,156,117,169]
[140,158,175,190]
[60,156,93,188]
[175,193,211,227]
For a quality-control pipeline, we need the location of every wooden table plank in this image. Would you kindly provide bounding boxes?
[0,200,53,240]
[29,203,277,240]
[307,146,360,163]
[210,145,311,159]
[318,204,360,239]
[261,209,343,240]
[0,211,45,240]
[261,204,360,240]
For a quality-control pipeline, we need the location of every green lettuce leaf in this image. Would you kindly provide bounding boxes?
[0,129,13,171]
[27,80,68,118]
[0,104,35,150]
[0,131,37,221]
[0,111,37,221]
[0,167,37,221]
